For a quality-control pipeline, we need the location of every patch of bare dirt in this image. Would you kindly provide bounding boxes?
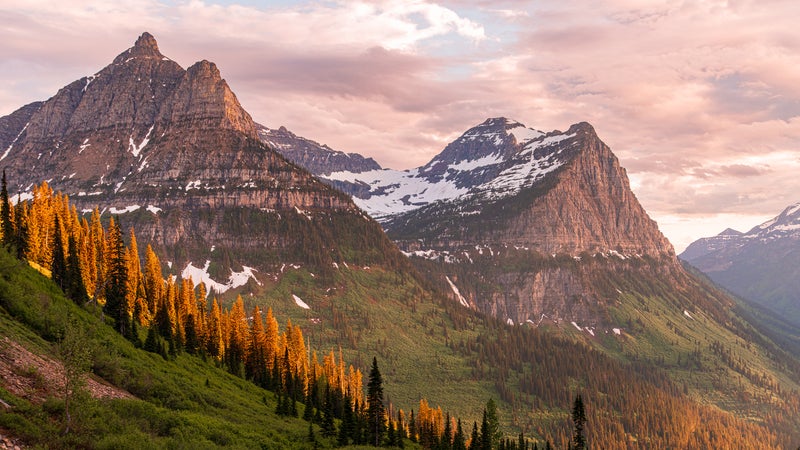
[0,337,134,404]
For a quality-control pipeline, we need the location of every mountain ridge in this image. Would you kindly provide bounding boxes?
[681,201,800,326]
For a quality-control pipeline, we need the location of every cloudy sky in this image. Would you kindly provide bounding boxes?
[1,0,799,252]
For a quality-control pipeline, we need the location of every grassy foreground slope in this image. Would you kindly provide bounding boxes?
[0,246,400,449]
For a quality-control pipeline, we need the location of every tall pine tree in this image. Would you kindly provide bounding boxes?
[572,394,586,450]
[103,217,129,335]
[0,170,12,247]
[50,214,67,290]
[367,356,386,447]
[65,235,89,304]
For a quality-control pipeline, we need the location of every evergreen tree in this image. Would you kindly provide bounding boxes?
[408,410,417,443]
[572,395,586,450]
[50,214,67,289]
[480,410,491,450]
[486,399,502,449]
[308,421,316,446]
[469,422,479,450]
[303,386,315,422]
[338,395,354,446]
[65,235,89,304]
[322,385,336,437]
[387,420,397,447]
[453,418,467,450]
[103,218,129,335]
[0,170,12,247]
[144,326,160,354]
[367,356,386,446]
[442,412,452,450]
[13,198,28,259]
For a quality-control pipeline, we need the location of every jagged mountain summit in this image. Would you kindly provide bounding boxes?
[0,32,402,292]
[681,202,800,326]
[306,117,673,257]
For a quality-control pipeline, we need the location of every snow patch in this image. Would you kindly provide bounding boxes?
[613,328,622,335]
[294,206,312,220]
[109,205,140,214]
[182,260,260,295]
[683,310,694,320]
[128,125,154,157]
[509,126,544,144]
[79,138,90,154]
[507,318,514,326]
[292,294,310,310]
[445,276,470,307]
[1,122,29,161]
[185,180,202,191]
[146,205,162,214]
[10,192,34,205]
[448,154,504,172]
[571,321,582,331]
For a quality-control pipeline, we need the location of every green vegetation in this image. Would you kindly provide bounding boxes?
[0,246,391,448]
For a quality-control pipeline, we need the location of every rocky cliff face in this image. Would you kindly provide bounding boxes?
[681,203,800,326]
[0,33,400,290]
[386,121,674,258]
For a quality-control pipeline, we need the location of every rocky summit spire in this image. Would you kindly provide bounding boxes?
[113,31,163,63]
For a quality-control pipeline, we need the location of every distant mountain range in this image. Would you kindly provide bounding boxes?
[681,202,800,326]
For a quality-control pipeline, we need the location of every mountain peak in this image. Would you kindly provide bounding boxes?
[135,32,159,52]
[114,32,163,63]
[719,228,743,236]
[479,117,518,127]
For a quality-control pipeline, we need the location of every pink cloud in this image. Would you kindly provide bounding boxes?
[0,0,799,248]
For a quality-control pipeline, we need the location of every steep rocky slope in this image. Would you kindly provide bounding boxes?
[681,203,800,326]
[0,33,404,290]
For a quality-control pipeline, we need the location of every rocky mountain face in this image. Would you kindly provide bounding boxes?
[0,33,403,291]
[681,203,800,326]
[257,124,380,175]
[285,117,677,327]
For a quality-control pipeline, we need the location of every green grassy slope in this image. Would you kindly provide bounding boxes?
[0,247,412,449]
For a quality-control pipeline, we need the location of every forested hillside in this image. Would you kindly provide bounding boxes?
[1,179,796,448]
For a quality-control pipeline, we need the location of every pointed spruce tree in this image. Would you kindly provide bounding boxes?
[103,217,129,335]
[469,421,480,450]
[367,356,386,446]
[486,399,502,449]
[65,234,89,304]
[0,169,12,247]
[572,394,586,450]
[50,214,67,290]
